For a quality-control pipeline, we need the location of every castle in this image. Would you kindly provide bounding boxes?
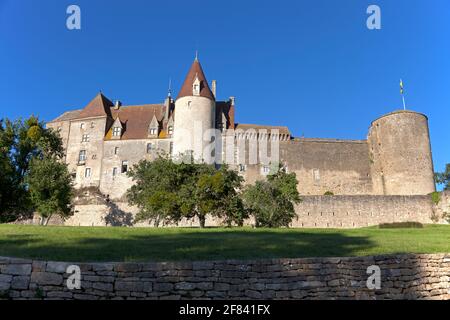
[46,58,444,228]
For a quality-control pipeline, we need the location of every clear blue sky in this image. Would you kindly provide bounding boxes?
[0,0,449,176]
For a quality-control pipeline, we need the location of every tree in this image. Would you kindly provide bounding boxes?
[26,157,74,225]
[243,168,300,228]
[207,165,247,227]
[127,155,247,228]
[435,164,450,191]
[127,155,183,226]
[0,116,65,222]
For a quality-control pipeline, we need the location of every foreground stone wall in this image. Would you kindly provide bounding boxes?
[1,254,449,300]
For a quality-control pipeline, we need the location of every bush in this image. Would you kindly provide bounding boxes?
[430,191,441,205]
[324,191,334,196]
[378,222,424,229]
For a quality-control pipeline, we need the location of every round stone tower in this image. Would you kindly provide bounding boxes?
[368,110,435,195]
[173,58,216,163]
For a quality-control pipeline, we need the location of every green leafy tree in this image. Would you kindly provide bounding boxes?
[435,164,450,191]
[0,120,17,222]
[243,168,300,228]
[127,155,246,228]
[127,155,183,226]
[26,157,74,225]
[209,165,247,227]
[0,116,65,222]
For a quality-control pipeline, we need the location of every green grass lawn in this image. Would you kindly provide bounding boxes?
[0,224,449,262]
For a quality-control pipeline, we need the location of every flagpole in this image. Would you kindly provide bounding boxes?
[400,79,406,110]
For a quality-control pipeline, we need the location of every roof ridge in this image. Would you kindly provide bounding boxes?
[117,103,164,109]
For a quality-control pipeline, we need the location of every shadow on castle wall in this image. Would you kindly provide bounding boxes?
[103,199,134,227]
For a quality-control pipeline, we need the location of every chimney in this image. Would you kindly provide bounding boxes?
[114,100,122,110]
[211,80,217,98]
[229,96,236,129]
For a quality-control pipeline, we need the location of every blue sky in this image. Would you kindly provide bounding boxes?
[0,0,449,176]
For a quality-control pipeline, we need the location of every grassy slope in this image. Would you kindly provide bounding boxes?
[0,224,449,262]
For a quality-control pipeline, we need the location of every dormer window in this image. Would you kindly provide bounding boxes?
[148,115,160,137]
[112,127,121,137]
[149,128,158,136]
[193,76,201,96]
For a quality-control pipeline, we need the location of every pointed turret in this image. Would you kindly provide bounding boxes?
[173,58,216,163]
[177,59,215,101]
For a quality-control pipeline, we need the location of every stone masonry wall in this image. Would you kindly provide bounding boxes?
[56,193,450,228]
[292,194,436,228]
[0,254,449,300]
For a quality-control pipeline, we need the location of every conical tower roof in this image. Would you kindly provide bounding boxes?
[177,59,215,101]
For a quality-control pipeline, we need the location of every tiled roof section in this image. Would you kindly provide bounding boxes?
[177,59,215,101]
[234,123,291,136]
[48,109,82,123]
[78,93,114,119]
[105,104,165,140]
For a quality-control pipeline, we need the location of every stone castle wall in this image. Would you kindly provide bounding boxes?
[292,195,436,228]
[1,254,449,300]
[42,191,450,228]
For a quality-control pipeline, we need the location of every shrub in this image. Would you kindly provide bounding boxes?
[378,222,424,229]
[324,191,334,196]
[430,191,441,205]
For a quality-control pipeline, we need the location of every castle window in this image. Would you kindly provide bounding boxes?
[90,122,95,128]
[121,161,128,173]
[262,165,270,175]
[82,134,89,142]
[78,150,86,162]
[313,169,320,182]
[84,168,91,178]
[169,142,174,155]
[239,164,246,172]
[149,128,158,136]
[147,143,154,153]
[113,127,121,137]
[114,147,119,155]
[80,123,85,129]
[112,167,118,177]
[168,126,173,135]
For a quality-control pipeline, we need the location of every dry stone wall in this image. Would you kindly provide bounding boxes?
[0,254,449,300]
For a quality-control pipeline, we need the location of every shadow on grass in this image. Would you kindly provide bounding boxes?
[0,229,376,262]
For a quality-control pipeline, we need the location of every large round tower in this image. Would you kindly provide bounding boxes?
[368,110,435,195]
[173,58,216,163]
